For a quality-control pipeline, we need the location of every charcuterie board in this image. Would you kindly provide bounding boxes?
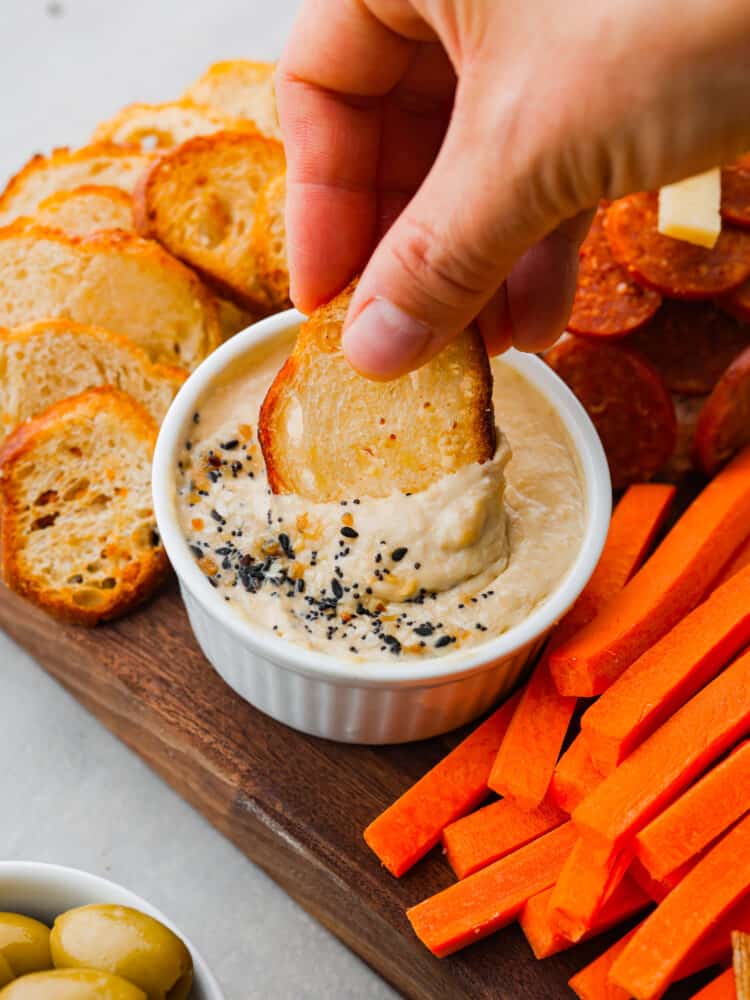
[0,574,709,998]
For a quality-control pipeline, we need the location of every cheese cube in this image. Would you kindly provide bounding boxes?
[657,168,721,249]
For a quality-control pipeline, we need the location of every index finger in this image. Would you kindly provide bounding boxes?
[276,0,415,310]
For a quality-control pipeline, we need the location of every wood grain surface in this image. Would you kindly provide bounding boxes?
[0,578,708,999]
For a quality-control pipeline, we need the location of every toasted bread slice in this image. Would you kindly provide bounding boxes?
[258,282,496,501]
[34,185,134,236]
[0,320,186,439]
[0,387,168,625]
[252,173,289,307]
[0,144,153,225]
[92,99,255,149]
[184,60,280,140]
[133,131,285,310]
[0,223,220,369]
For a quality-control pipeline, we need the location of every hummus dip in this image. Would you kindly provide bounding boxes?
[175,336,585,661]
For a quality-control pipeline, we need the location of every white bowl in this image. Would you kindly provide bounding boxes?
[0,861,223,999]
[153,310,611,744]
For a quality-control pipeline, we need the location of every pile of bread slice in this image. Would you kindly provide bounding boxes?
[0,59,291,624]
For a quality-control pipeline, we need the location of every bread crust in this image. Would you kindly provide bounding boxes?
[34,185,135,236]
[92,99,256,149]
[0,222,221,368]
[183,60,280,140]
[0,143,154,222]
[133,130,285,311]
[0,387,168,625]
[0,319,186,436]
[258,280,496,500]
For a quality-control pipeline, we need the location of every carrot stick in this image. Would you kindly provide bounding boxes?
[441,796,566,879]
[629,856,699,903]
[571,897,750,1000]
[488,659,578,809]
[635,741,750,881]
[549,734,606,814]
[520,875,649,959]
[734,931,750,1000]
[548,836,632,940]
[580,564,750,771]
[715,533,750,587]
[406,821,577,957]
[573,649,750,850]
[364,691,520,876]
[609,813,750,1000]
[489,485,675,808]
[676,895,750,981]
[691,969,736,1000]
[550,445,750,696]
[568,927,639,1000]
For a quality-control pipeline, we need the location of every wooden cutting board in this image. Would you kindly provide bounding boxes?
[0,579,706,999]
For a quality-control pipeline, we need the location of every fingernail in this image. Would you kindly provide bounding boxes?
[343,298,432,379]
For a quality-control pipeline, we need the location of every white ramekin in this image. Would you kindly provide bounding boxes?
[0,861,223,1000]
[153,310,611,744]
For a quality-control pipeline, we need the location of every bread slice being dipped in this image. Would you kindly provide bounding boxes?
[258,281,496,501]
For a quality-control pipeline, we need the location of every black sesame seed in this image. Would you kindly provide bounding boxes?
[414,624,434,637]
[209,509,225,524]
[192,412,200,424]
[189,544,203,558]
[278,533,295,559]
[185,441,192,451]
[341,526,359,539]
[296,578,305,593]
[220,439,239,450]
[391,547,408,562]
[435,634,453,648]
[331,578,343,600]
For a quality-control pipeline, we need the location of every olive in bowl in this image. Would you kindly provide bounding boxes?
[0,967,146,998]
[0,913,51,977]
[50,905,192,1000]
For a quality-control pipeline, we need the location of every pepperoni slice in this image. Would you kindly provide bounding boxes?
[721,160,750,228]
[605,191,750,299]
[693,345,750,475]
[628,300,750,395]
[719,277,750,323]
[568,202,662,338]
[545,335,676,489]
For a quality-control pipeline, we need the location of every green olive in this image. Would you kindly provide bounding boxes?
[51,906,192,1000]
[0,968,146,999]
[0,914,51,976]
[0,953,14,989]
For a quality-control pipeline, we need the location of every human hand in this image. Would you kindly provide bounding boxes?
[277,0,750,379]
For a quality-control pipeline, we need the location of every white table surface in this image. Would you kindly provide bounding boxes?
[0,2,397,997]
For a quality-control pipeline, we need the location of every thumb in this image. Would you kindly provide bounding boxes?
[342,100,580,379]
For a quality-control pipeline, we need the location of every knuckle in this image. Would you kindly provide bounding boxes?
[389,213,494,310]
